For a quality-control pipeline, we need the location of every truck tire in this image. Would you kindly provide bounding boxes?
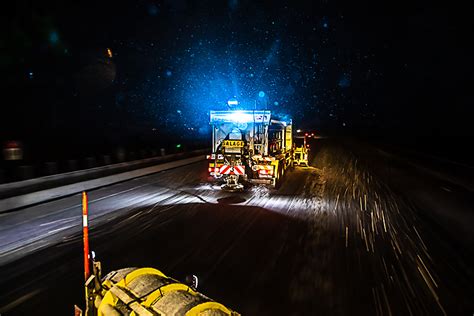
[274,165,283,189]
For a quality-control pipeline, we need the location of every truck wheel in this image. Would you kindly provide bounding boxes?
[274,166,283,189]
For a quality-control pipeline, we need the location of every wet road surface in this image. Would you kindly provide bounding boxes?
[0,139,473,315]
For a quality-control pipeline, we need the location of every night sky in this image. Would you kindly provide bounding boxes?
[1,0,473,151]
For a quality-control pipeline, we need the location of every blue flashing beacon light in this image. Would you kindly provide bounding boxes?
[227,99,239,107]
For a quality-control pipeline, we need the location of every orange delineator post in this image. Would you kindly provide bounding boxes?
[82,191,90,281]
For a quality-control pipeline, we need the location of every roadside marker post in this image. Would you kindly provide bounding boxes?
[82,192,90,281]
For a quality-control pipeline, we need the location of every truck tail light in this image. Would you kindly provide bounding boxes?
[259,168,273,175]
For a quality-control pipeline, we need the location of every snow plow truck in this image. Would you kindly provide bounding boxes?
[207,110,293,191]
[76,192,239,316]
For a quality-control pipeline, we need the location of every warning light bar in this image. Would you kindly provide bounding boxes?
[210,110,272,124]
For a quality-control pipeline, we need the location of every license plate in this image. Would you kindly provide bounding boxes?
[222,140,244,147]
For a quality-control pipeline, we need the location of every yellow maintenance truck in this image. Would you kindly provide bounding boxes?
[207,110,293,191]
[292,133,309,167]
[77,192,239,316]
[79,264,238,316]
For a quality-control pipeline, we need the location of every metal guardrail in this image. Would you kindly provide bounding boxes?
[0,149,207,200]
[0,149,208,213]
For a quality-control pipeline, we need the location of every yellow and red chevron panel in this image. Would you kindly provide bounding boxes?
[219,165,245,175]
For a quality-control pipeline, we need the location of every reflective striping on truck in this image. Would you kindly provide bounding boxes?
[220,165,245,175]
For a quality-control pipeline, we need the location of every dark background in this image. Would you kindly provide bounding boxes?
[1,0,472,164]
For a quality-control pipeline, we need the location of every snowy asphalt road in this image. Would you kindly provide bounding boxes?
[0,139,473,315]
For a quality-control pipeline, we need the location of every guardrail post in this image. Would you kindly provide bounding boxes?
[102,155,111,165]
[85,157,96,169]
[44,161,58,175]
[115,148,125,162]
[67,159,78,171]
[17,165,34,180]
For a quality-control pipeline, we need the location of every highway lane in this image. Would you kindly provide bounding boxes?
[1,139,473,315]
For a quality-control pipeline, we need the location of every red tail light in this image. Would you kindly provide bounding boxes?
[259,168,274,175]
